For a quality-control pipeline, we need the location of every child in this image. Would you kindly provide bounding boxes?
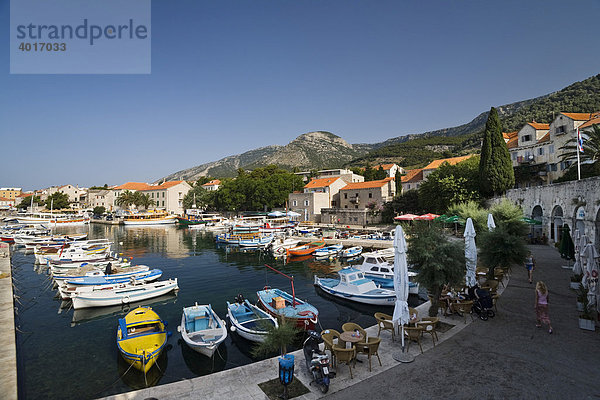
[525,252,535,284]
[535,281,553,334]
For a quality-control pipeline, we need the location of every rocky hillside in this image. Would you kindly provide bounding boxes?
[158,131,368,181]
[158,74,600,181]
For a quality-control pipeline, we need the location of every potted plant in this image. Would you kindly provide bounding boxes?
[578,297,596,331]
[576,284,588,312]
[570,274,583,290]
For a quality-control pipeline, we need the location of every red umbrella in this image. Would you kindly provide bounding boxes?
[414,213,440,221]
[394,214,419,221]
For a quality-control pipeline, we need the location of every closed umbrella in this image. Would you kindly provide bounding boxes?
[464,218,477,288]
[579,235,589,284]
[391,225,413,363]
[572,230,582,274]
[582,244,599,309]
[558,225,575,260]
[487,213,496,231]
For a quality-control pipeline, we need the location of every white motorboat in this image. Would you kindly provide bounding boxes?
[357,253,420,294]
[70,279,179,309]
[227,298,277,343]
[314,268,396,306]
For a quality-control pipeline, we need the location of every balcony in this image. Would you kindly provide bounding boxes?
[517,155,535,164]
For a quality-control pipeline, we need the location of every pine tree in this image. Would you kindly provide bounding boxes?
[479,107,514,196]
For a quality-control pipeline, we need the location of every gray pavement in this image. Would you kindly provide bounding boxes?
[327,244,600,400]
[0,243,17,400]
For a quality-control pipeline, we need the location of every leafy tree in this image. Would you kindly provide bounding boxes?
[489,199,528,236]
[418,156,481,214]
[45,192,70,210]
[195,176,215,186]
[382,190,421,221]
[93,206,106,216]
[447,201,487,233]
[115,190,136,209]
[478,224,528,277]
[407,224,466,317]
[479,107,514,196]
[17,195,40,209]
[133,192,154,209]
[559,124,600,176]
[394,170,402,194]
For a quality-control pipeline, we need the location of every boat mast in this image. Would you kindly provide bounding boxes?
[264,264,296,308]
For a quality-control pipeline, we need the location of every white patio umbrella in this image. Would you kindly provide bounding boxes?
[464,218,477,288]
[572,229,582,275]
[286,211,301,217]
[391,225,412,363]
[487,213,496,231]
[268,211,286,217]
[582,244,599,309]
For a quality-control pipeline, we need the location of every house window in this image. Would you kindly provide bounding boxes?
[522,135,531,142]
[368,192,372,198]
[355,205,358,209]
[331,201,336,207]
[162,192,165,198]
[538,147,544,156]
[162,201,165,206]
[345,205,348,209]
[512,153,517,160]
[344,193,347,199]
[304,200,309,206]
[556,125,566,134]
[549,145,555,154]
[292,200,297,206]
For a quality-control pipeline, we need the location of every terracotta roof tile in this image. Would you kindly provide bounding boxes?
[202,179,221,186]
[579,115,600,130]
[0,197,13,201]
[507,136,518,149]
[340,178,393,190]
[537,132,550,143]
[114,182,153,191]
[502,131,518,140]
[423,154,474,170]
[401,169,424,183]
[528,122,550,130]
[561,112,596,121]
[304,177,341,189]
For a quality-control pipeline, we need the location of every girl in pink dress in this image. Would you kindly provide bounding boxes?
[535,281,553,334]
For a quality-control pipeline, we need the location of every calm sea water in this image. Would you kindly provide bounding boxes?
[13,225,423,399]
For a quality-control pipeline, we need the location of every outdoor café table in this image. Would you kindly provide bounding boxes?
[340,331,364,362]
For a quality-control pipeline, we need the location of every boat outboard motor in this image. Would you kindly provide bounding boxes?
[105,262,112,275]
[303,330,331,393]
[235,293,244,304]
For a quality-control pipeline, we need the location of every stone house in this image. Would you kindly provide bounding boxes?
[288,177,347,222]
[422,155,474,180]
[400,169,424,193]
[371,163,405,177]
[294,168,364,184]
[88,189,117,212]
[339,177,396,210]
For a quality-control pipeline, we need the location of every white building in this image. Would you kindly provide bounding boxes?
[202,179,221,191]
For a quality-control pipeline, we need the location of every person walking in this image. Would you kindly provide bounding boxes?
[535,281,553,334]
[525,252,535,284]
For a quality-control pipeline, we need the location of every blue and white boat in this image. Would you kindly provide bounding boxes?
[257,287,319,331]
[238,234,274,248]
[313,268,396,306]
[340,246,362,258]
[178,303,227,357]
[52,264,149,283]
[58,269,163,299]
[70,279,179,309]
[227,298,278,342]
[357,254,420,294]
[313,243,343,258]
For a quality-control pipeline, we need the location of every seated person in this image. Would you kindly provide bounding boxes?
[439,284,453,315]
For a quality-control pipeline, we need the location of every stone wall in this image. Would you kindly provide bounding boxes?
[493,176,600,248]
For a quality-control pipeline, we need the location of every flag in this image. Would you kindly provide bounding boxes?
[577,128,584,153]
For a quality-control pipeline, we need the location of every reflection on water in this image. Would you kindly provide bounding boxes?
[14,224,420,400]
[118,347,169,390]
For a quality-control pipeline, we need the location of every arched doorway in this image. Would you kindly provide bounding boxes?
[551,205,563,243]
[594,209,600,249]
[574,206,586,236]
[531,205,543,240]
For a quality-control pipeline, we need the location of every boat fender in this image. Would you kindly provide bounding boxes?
[230,325,236,332]
[167,331,172,338]
[164,320,168,327]
[177,326,181,333]
[121,295,130,304]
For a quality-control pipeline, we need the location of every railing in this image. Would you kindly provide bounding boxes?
[517,155,535,164]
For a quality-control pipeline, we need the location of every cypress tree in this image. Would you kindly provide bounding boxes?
[479,107,514,196]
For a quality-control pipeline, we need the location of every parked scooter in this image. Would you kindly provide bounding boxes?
[303,330,332,393]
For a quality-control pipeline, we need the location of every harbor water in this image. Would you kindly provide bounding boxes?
[13,225,424,399]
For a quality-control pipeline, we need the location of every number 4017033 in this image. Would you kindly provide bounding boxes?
[18,42,66,51]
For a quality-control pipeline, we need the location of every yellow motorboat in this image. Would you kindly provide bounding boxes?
[116,306,168,373]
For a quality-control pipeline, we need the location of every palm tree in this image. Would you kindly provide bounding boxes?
[132,192,155,210]
[115,190,136,209]
[560,124,600,169]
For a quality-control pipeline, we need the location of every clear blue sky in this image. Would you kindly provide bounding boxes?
[2,0,600,191]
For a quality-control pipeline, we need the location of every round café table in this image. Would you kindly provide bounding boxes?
[340,331,365,363]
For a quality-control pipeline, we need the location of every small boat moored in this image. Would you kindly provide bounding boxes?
[314,267,397,306]
[227,295,278,343]
[178,303,227,357]
[116,306,169,373]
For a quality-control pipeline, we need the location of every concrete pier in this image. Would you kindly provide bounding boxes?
[0,243,17,400]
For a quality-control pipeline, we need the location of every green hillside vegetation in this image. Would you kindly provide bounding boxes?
[349,133,479,169]
[501,74,600,131]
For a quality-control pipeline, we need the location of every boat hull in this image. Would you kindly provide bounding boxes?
[314,277,396,306]
[227,300,277,343]
[123,216,176,225]
[256,288,318,331]
[180,304,227,357]
[71,279,178,309]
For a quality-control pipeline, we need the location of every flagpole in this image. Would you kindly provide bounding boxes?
[576,127,581,181]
